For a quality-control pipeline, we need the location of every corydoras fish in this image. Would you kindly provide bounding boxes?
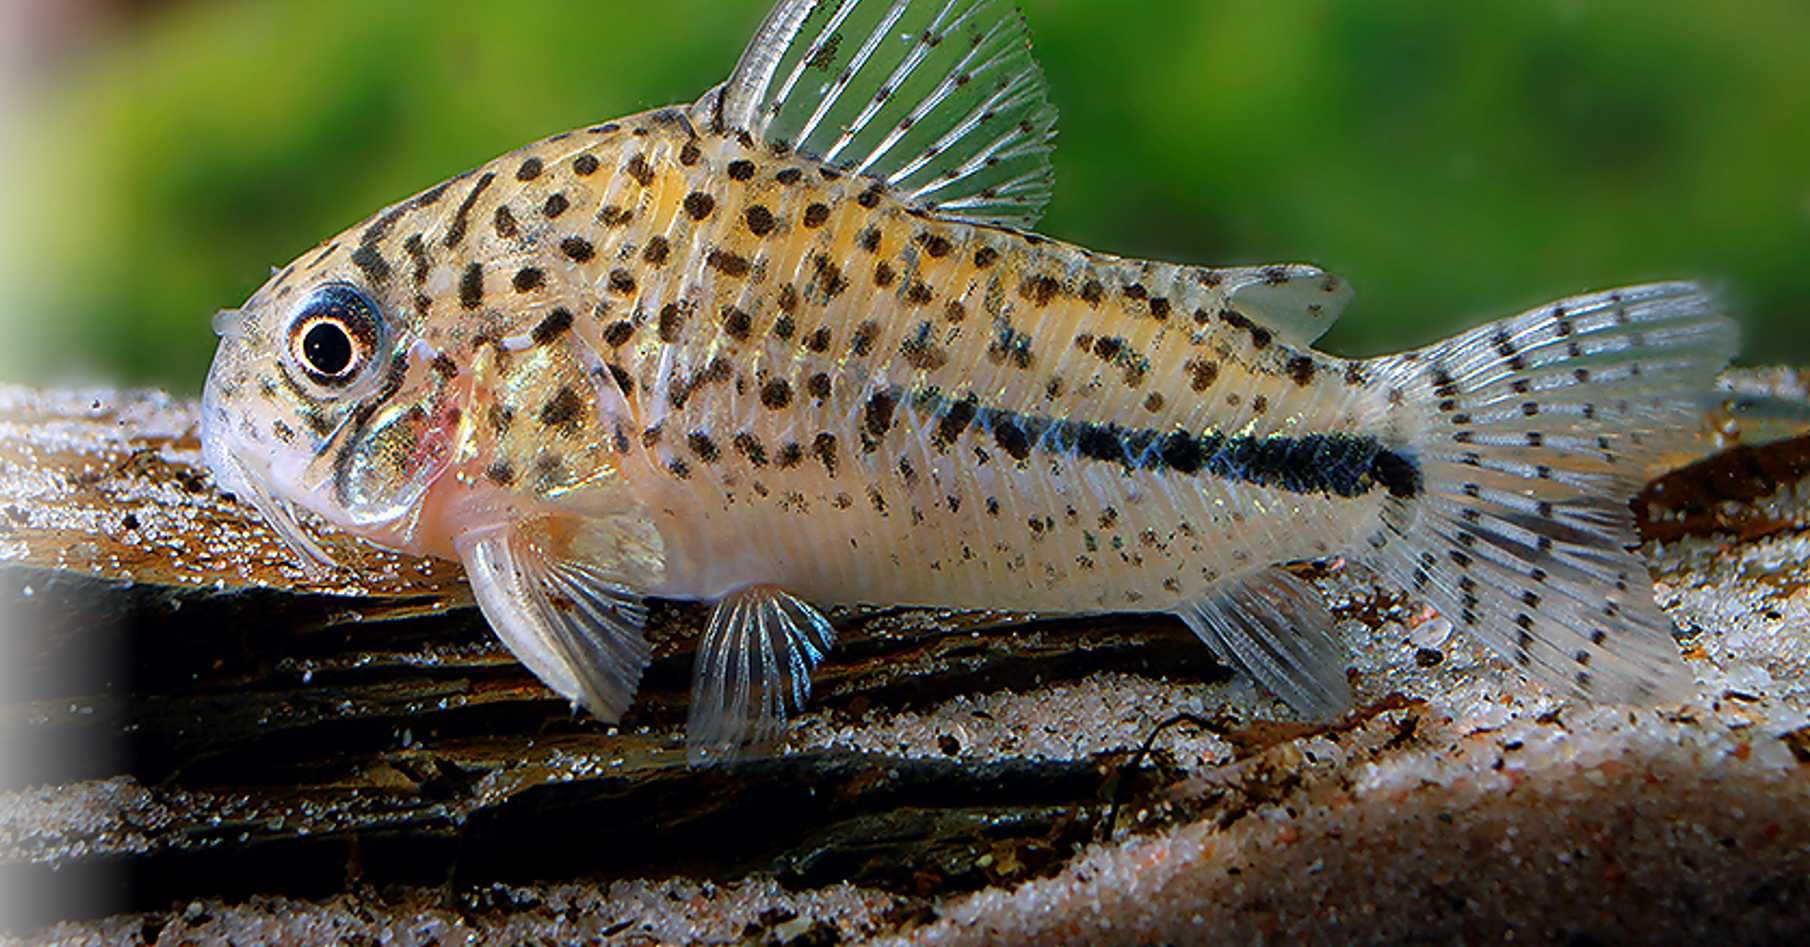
[201,0,1739,761]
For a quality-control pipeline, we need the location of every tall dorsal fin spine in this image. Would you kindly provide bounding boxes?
[703,0,1061,230]
[710,1,822,136]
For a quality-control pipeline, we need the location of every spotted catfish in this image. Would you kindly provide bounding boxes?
[201,0,1739,761]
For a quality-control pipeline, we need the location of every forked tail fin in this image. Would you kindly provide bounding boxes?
[1365,282,1738,703]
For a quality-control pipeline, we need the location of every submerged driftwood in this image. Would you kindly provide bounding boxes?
[1,378,1808,944]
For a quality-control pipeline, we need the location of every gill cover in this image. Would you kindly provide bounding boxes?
[280,283,457,535]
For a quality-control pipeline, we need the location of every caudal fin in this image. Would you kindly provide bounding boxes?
[1365,282,1737,703]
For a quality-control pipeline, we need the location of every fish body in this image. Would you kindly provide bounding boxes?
[202,0,1738,760]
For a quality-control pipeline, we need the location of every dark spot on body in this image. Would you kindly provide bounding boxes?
[658,304,686,342]
[701,356,734,384]
[1220,309,1272,349]
[688,431,720,462]
[733,432,768,467]
[625,153,655,186]
[684,192,717,220]
[513,267,545,293]
[761,378,792,409]
[1187,359,1219,392]
[573,154,600,176]
[812,432,840,474]
[746,205,776,236]
[643,236,670,266]
[542,193,569,218]
[516,156,543,181]
[1020,275,1061,306]
[812,255,848,298]
[561,237,595,262]
[459,263,484,309]
[402,233,429,285]
[532,308,574,344]
[917,232,953,258]
[865,389,898,437]
[803,203,831,228]
[1287,356,1317,387]
[708,249,751,278]
[989,325,1034,370]
[722,307,753,340]
[349,243,390,285]
[538,386,585,431]
[492,206,518,238]
[851,321,879,356]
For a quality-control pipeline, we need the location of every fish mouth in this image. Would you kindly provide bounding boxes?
[222,452,342,574]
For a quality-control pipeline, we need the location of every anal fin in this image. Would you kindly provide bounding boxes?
[457,521,652,722]
[1176,567,1352,718]
[687,586,838,765]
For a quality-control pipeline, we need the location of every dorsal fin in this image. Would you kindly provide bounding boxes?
[699,0,1060,230]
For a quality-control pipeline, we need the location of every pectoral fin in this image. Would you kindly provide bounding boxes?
[457,521,652,721]
[1176,567,1352,719]
[687,585,838,765]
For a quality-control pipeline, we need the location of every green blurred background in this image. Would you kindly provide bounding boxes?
[2,0,1806,392]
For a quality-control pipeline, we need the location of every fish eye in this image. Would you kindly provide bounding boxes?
[286,284,384,387]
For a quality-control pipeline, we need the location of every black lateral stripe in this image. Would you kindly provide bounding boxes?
[915,392,1418,499]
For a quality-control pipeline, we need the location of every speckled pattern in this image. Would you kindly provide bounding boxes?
[191,0,1756,745]
[208,108,1376,613]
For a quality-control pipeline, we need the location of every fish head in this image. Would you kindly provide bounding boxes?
[201,245,462,566]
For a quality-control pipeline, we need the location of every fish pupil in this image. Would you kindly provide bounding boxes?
[302,321,354,377]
